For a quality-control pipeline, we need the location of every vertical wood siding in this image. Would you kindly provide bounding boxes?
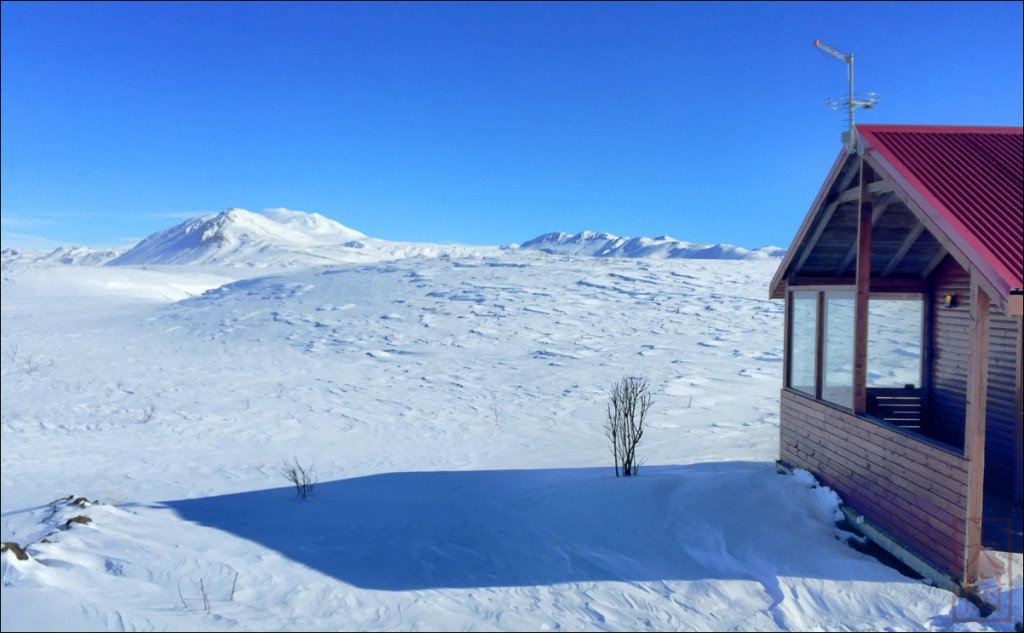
[780,389,970,581]
[930,259,1021,493]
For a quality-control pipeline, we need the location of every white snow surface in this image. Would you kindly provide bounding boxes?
[1,249,1019,631]
[520,231,787,260]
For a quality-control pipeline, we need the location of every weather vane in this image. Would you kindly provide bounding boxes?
[814,39,880,153]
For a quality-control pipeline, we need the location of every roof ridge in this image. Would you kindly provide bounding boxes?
[857,123,1023,134]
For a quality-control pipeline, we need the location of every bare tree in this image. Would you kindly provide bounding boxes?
[606,376,654,477]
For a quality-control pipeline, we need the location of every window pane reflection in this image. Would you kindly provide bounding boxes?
[868,298,922,388]
[788,292,817,395]
[823,292,854,408]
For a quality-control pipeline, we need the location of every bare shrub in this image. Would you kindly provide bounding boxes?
[489,396,503,427]
[177,572,237,613]
[280,457,317,499]
[606,375,654,477]
[139,404,156,424]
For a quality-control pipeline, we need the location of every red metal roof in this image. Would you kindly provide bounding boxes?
[857,124,1023,293]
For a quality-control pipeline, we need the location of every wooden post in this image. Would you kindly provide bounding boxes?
[853,161,872,414]
[963,271,990,585]
[783,291,792,389]
[1014,315,1023,503]
[815,291,825,400]
[920,289,934,435]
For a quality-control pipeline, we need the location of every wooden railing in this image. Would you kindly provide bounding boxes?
[867,387,924,430]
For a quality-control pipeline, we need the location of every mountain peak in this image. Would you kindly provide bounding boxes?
[110,208,367,266]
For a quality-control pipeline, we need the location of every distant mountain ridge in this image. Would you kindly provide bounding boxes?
[5,210,785,269]
[1,245,129,267]
[519,231,786,260]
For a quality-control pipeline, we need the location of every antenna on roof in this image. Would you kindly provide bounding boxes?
[813,39,880,153]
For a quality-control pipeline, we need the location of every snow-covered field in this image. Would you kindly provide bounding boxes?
[1,230,1020,630]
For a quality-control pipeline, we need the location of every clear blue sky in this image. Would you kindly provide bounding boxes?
[2,1,1022,250]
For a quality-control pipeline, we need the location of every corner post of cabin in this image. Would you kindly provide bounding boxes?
[1016,314,1023,504]
[853,158,872,414]
[963,270,991,585]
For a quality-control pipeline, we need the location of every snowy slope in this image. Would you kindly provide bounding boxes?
[1,254,1016,631]
[521,231,786,260]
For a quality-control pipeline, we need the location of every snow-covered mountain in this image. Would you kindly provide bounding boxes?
[109,208,365,267]
[109,207,492,268]
[519,231,786,260]
[1,245,128,267]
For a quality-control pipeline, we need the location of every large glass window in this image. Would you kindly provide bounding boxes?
[788,291,817,396]
[822,291,855,408]
[867,296,923,388]
[786,289,926,415]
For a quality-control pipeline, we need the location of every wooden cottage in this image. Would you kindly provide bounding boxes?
[769,124,1023,589]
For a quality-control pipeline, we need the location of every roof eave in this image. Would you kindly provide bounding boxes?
[768,148,853,299]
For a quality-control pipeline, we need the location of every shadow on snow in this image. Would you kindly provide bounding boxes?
[165,461,916,591]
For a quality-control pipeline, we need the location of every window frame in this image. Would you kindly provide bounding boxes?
[785,288,928,413]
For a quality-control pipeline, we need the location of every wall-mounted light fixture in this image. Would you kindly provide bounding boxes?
[943,294,957,308]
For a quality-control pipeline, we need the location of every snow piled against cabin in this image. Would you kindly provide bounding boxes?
[1,219,1020,631]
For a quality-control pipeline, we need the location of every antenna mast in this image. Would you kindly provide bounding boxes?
[814,39,879,152]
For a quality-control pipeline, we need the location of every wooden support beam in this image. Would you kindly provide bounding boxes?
[866,180,894,196]
[785,277,928,293]
[963,272,991,585]
[835,198,892,276]
[920,289,934,436]
[791,193,853,274]
[769,155,862,298]
[853,161,872,415]
[836,159,861,192]
[814,291,825,400]
[921,248,948,279]
[881,223,926,277]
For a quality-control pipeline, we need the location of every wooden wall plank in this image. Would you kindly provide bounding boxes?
[779,388,970,581]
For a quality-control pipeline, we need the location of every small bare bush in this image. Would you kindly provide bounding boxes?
[139,404,156,424]
[280,457,317,499]
[177,572,237,613]
[489,396,503,427]
[606,375,654,477]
